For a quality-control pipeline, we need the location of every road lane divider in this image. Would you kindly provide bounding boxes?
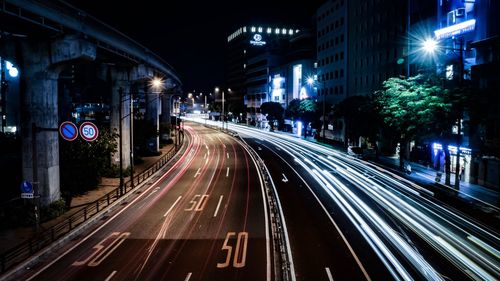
[226,167,230,177]
[213,195,224,217]
[325,267,334,281]
[184,272,192,281]
[104,270,117,281]
[164,196,183,217]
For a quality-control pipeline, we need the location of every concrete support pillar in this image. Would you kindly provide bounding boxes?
[110,67,131,168]
[145,85,159,152]
[160,93,172,141]
[21,42,61,205]
[21,35,96,205]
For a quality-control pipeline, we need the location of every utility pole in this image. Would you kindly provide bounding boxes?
[1,58,7,133]
[454,37,464,189]
[129,90,134,188]
[118,87,124,196]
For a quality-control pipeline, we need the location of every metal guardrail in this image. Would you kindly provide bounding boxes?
[228,129,293,281]
[0,141,182,274]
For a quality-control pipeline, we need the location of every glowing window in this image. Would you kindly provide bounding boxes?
[258,27,263,32]
[282,28,287,34]
[251,26,256,32]
[288,29,293,35]
[267,28,272,33]
[243,27,247,32]
[446,65,454,80]
[275,28,280,34]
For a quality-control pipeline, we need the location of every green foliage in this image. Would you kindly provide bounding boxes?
[333,95,379,143]
[40,199,67,221]
[133,119,158,155]
[260,102,284,129]
[102,164,131,178]
[373,74,450,141]
[285,98,319,123]
[228,101,246,119]
[60,128,118,197]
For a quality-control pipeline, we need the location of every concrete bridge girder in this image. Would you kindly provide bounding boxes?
[21,35,97,205]
[108,64,174,167]
[131,64,159,153]
[2,0,182,207]
[108,66,132,168]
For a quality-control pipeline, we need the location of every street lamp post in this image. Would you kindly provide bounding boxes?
[307,77,326,140]
[215,87,231,131]
[118,87,124,196]
[422,37,465,188]
[129,89,134,188]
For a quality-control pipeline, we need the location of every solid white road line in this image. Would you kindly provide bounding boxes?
[213,195,224,217]
[325,267,334,281]
[226,167,230,177]
[164,196,182,217]
[184,272,192,281]
[104,270,117,281]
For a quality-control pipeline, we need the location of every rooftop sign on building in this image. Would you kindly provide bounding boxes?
[434,19,476,39]
[250,34,266,46]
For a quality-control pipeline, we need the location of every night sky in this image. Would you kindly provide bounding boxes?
[64,0,323,92]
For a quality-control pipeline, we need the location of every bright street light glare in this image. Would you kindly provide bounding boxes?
[422,38,438,53]
[152,78,162,88]
[307,77,314,85]
[150,77,165,93]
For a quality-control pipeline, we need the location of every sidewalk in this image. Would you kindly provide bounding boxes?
[0,143,175,254]
[375,155,500,209]
[272,128,499,210]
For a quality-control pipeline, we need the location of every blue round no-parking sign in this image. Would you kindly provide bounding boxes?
[59,121,78,141]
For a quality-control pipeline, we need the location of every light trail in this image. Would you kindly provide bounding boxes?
[187,118,500,280]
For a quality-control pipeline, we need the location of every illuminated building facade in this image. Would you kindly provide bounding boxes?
[316,0,348,142]
[225,25,308,124]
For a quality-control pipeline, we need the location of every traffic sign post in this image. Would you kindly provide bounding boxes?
[20,181,34,199]
[59,121,78,141]
[79,122,99,141]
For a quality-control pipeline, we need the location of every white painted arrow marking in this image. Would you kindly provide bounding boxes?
[194,167,201,178]
[282,173,288,183]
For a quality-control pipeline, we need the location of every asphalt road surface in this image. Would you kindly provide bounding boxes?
[13,123,272,281]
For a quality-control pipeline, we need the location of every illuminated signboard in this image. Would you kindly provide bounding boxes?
[250,34,266,46]
[434,19,476,39]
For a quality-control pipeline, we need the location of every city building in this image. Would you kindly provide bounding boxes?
[315,0,348,141]
[225,25,311,125]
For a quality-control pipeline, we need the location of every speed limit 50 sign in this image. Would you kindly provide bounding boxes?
[79,122,99,141]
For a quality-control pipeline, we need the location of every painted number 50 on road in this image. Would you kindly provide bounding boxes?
[79,122,99,142]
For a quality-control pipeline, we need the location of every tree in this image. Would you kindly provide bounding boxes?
[60,128,118,207]
[374,74,450,170]
[430,82,473,186]
[134,119,159,156]
[260,102,284,131]
[285,99,302,120]
[285,98,319,136]
[333,95,379,147]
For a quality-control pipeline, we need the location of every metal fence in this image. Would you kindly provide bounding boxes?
[0,142,181,273]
